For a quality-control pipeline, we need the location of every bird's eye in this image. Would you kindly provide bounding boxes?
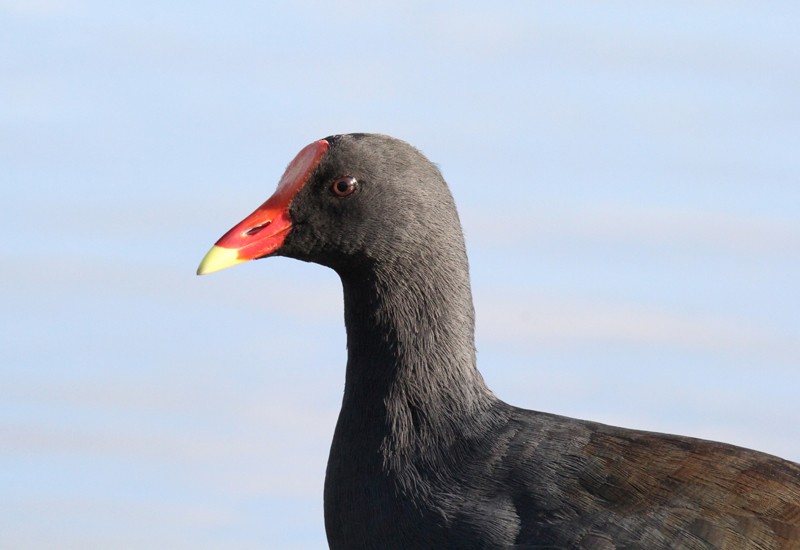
[331,176,357,197]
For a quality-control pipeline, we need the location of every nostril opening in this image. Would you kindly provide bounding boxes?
[244,220,271,236]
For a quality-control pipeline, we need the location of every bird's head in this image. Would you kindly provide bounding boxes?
[197,133,461,275]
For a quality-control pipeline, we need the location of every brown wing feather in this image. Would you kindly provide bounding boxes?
[576,428,800,548]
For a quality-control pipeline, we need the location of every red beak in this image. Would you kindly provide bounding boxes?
[197,139,329,275]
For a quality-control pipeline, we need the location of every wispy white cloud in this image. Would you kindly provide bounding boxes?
[0,0,79,16]
[465,202,800,255]
[475,289,800,365]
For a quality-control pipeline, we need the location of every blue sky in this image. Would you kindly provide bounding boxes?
[2,2,799,548]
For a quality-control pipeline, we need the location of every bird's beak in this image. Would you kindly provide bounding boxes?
[197,140,329,275]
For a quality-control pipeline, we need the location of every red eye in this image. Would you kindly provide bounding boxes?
[331,176,357,197]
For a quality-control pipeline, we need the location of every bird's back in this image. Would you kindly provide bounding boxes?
[500,406,800,548]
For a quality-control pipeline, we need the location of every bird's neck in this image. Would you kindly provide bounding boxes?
[336,251,496,461]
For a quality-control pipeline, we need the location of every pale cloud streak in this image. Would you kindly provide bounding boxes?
[0,0,79,16]
[476,289,800,365]
[465,202,800,256]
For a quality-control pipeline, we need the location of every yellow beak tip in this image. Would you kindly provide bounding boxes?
[196,245,246,275]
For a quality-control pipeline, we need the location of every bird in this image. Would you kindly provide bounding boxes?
[197,133,800,549]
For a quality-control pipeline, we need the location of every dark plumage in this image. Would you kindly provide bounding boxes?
[199,133,800,549]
